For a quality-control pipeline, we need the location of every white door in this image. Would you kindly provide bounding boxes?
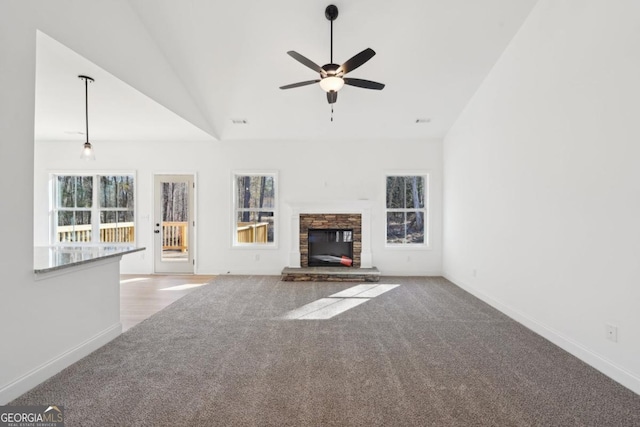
[154,174,194,274]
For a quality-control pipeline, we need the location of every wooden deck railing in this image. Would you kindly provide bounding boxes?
[162,221,188,252]
[57,221,268,246]
[237,222,269,243]
[58,221,188,251]
[57,222,135,243]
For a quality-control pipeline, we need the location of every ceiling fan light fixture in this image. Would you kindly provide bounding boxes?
[319,76,344,92]
[279,4,384,114]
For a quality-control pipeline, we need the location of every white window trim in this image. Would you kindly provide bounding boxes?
[232,171,278,248]
[50,171,137,246]
[384,172,430,249]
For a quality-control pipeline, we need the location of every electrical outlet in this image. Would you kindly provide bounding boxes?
[472,269,477,278]
[606,324,618,342]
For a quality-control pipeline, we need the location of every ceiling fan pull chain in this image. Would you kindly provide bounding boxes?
[331,105,334,122]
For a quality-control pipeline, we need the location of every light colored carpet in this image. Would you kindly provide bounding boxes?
[11,276,640,426]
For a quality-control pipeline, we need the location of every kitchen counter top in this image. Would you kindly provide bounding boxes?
[34,246,145,274]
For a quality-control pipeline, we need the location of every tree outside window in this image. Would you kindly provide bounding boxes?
[234,174,276,245]
[56,176,93,242]
[99,175,135,243]
[53,174,135,244]
[386,175,427,245]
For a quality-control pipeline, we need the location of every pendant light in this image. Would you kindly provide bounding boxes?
[78,75,95,161]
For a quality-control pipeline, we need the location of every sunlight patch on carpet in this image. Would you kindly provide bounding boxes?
[282,284,400,320]
[330,284,399,298]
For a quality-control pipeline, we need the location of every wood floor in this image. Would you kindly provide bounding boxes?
[120,274,217,332]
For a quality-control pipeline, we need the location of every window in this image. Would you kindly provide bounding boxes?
[234,173,276,245]
[53,174,135,244]
[98,176,135,243]
[385,175,427,245]
[55,176,93,242]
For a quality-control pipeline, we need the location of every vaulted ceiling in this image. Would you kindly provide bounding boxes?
[35,0,538,143]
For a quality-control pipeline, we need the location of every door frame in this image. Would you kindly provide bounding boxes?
[153,173,196,274]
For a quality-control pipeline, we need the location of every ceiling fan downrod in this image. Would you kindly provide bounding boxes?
[326,4,338,64]
[327,4,338,122]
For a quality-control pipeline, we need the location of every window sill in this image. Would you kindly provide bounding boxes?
[232,243,279,250]
[384,244,432,251]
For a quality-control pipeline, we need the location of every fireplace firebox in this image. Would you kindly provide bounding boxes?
[308,229,353,267]
[299,213,362,268]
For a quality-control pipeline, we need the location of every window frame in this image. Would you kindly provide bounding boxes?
[384,172,430,249]
[51,172,136,246]
[232,171,278,248]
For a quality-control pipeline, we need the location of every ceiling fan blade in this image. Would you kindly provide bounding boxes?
[338,48,376,75]
[343,78,385,90]
[280,80,321,90]
[287,51,326,75]
[327,91,338,104]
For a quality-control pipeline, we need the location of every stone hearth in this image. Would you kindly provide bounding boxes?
[281,266,380,282]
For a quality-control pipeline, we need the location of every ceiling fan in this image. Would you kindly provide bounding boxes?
[280,4,385,107]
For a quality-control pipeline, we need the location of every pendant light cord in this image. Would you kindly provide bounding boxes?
[78,75,93,143]
[84,77,89,143]
[330,19,333,64]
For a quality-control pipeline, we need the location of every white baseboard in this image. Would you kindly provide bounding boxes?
[444,273,640,396]
[0,322,122,404]
[378,270,443,277]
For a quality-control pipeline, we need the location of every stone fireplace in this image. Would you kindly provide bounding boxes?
[282,201,378,281]
[286,200,373,269]
[300,214,361,268]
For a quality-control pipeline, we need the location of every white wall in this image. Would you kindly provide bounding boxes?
[35,138,443,276]
[0,0,214,404]
[443,0,640,394]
